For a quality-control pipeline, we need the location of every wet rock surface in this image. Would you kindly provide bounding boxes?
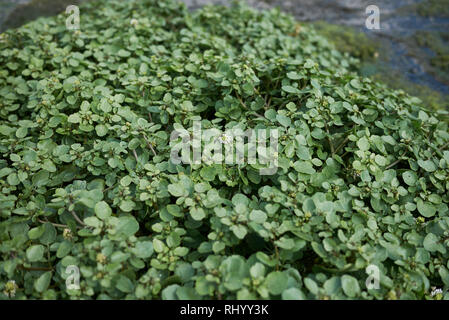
[0,0,448,100]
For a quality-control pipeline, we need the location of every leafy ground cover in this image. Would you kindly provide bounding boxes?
[408,31,449,87]
[400,0,449,19]
[0,0,449,300]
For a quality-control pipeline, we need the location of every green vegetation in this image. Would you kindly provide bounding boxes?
[410,31,449,86]
[310,21,448,112]
[371,73,449,113]
[1,0,449,300]
[311,21,381,63]
[396,1,449,109]
[403,0,449,18]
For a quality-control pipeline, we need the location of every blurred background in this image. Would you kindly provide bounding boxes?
[1,0,448,109]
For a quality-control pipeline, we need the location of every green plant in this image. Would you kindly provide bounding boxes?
[410,31,449,85]
[310,21,380,63]
[310,22,449,113]
[0,0,449,300]
[370,71,449,114]
[400,0,449,18]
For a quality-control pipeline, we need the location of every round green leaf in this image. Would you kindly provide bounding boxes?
[26,245,45,262]
[264,271,288,295]
[341,275,360,298]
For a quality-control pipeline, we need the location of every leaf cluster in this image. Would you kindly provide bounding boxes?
[0,0,449,300]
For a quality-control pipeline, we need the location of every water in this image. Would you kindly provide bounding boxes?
[1,0,448,96]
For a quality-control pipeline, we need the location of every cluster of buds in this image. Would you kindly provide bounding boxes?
[3,280,18,298]
[96,253,107,264]
[218,133,233,145]
[430,287,443,299]
[63,228,73,240]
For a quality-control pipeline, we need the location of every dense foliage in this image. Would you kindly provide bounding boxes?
[1,0,449,300]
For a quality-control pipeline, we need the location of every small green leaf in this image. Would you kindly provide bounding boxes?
[95,201,112,220]
[168,184,185,197]
[417,199,436,218]
[264,271,288,295]
[116,216,139,237]
[423,233,439,252]
[132,241,154,258]
[153,239,165,253]
[249,210,267,224]
[231,225,247,239]
[116,275,134,293]
[357,137,370,151]
[119,200,135,212]
[276,114,291,127]
[26,245,45,262]
[34,272,52,293]
[402,171,417,186]
[341,275,360,298]
[282,85,299,94]
[418,159,437,172]
[95,124,108,137]
[282,287,306,300]
[68,114,81,123]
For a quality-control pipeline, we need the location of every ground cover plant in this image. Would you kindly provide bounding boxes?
[1,0,449,300]
[401,0,449,19]
[410,31,449,87]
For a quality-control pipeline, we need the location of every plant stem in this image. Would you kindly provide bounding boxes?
[104,183,117,192]
[334,136,349,155]
[236,92,248,110]
[37,219,69,229]
[70,210,86,227]
[385,151,407,170]
[274,244,280,271]
[432,140,449,156]
[143,135,157,156]
[132,149,139,163]
[440,141,449,151]
[325,123,335,155]
[18,265,53,271]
